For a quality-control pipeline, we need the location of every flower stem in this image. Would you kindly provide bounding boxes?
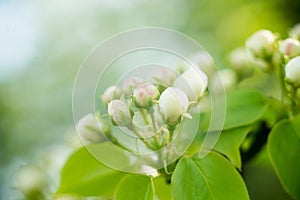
[278,61,294,119]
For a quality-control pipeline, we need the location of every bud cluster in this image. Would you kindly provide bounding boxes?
[227,24,300,89]
[81,66,208,151]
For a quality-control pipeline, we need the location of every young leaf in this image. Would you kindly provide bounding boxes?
[114,175,154,200]
[57,146,126,197]
[171,152,249,200]
[213,126,251,169]
[268,115,300,199]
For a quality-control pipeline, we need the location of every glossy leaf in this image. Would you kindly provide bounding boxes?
[171,152,249,200]
[153,176,172,200]
[114,175,154,200]
[187,126,251,169]
[213,126,251,169]
[200,89,267,131]
[57,146,126,197]
[268,115,300,199]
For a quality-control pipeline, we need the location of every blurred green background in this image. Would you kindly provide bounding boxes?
[0,0,299,199]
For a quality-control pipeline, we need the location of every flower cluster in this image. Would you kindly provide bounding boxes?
[78,66,207,151]
[229,24,300,88]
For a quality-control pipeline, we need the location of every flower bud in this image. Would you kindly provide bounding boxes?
[279,38,300,58]
[173,68,208,102]
[159,87,189,125]
[228,48,254,77]
[285,56,300,85]
[190,51,216,77]
[289,23,300,40]
[211,69,237,93]
[152,68,177,87]
[108,100,132,126]
[245,30,276,58]
[76,113,110,143]
[101,86,122,104]
[15,165,46,196]
[132,84,159,108]
[123,77,143,95]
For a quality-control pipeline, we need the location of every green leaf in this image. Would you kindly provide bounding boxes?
[171,152,249,200]
[200,89,267,131]
[114,175,154,200]
[57,146,126,197]
[153,176,172,200]
[187,126,251,169]
[268,115,300,199]
[213,126,251,169]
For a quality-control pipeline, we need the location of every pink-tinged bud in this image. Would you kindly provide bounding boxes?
[279,38,300,58]
[123,77,143,94]
[152,68,177,87]
[101,86,122,104]
[108,100,132,126]
[285,56,300,85]
[245,30,276,58]
[173,68,208,102]
[159,87,189,125]
[133,84,159,108]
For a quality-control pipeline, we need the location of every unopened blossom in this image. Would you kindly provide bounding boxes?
[245,30,276,58]
[76,113,109,143]
[15,165,46,196]
[123,77,143,94]
[101,86,122,104]
[279,38,300,58]
[173,68,208,102]
[229,48,254,77]
[190,51,216,77]
[159,87,189,125]
[211,69,237,93]
[108,100,132,126]
[152,67,177,87]
[289,23,300,40]
[285,56,300,85]
[132,84,159,108]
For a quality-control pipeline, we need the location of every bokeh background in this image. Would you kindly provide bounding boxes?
[0,0,299,199]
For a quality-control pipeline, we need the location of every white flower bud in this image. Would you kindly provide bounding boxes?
[76,113,109,143]
[229,48,254,77]
[279,38,300,58]
[190,51,216,77]
[15,165,46,195]
[101,86,122,104]
[152,68,177,87]
[123,77,143,94]
[173,68,208,102]
[159,87,189,124]
[108,100,132,126]
[211,69,237,93]
[289,23,300,40]
[132,84,159,108]
[245,30,276,58]
[285,56,300,85]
